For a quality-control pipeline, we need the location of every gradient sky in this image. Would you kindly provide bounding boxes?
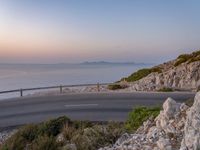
[0,0,200,63]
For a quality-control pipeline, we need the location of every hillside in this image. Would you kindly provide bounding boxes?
[100,91,200,150]
[117,50,200,92]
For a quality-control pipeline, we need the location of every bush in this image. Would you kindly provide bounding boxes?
[188,55,200,63]
[174,57,188,66]
[192,50,200,57]
[124,67,161,82]
[20,124,39,141]
[63,126,76,141]
[125,106,161,131]
[70,122,124,150]
[31,135,59,150]
[1,118,125,150]
[73,120,93,129]
[108,84,127,90]
[39,116,70,136]
[158,87,173,92]
[1,134,25,150]
[1,125,39,150]
[177,54,191,60]
[105,122,125,143]
[174,50,200,66]
[1,116,69,150]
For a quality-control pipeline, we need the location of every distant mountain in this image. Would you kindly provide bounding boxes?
[80,61,149,65]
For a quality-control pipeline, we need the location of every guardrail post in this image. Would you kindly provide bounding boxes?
[20,89,23,97]
[97,83,100,92]
[60,85,63,93]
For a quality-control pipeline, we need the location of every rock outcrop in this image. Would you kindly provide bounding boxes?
[100,92,200,150]
[128,61,200,92]
[180,92,200,150]
[120,51,200,92]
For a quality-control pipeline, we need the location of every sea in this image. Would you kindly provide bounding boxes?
[0,63,152,99]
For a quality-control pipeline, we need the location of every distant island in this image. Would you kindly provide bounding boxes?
[0,61,152,66]
[80,61,151,66]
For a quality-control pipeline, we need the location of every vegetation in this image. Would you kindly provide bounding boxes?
[174,50,200,66]
[0,116,69,150]
[157,87,174,92]
[0,106,163,150]
[174,54,190,66]
[125,106,161,131]
[119,50,200,83]
[70,122,124,150]
[108,84,127,90]
[123,67,162,82]
[0,117,125,150]
[31,135,59,150]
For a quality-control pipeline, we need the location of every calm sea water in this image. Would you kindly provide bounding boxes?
[0,63,151,99]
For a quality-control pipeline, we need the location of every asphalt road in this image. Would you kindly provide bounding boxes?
[0,92,195,129]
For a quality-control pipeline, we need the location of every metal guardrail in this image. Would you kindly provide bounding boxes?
[0,83,111,97]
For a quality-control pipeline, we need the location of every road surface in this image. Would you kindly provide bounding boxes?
[0,92,195,129]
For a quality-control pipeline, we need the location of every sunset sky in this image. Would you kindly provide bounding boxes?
[0,0,200,63]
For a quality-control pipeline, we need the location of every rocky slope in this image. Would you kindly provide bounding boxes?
[120,50,200,92]
[100,91,200,150]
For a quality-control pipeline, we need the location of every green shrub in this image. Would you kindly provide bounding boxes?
[70,122,124,150]
[63,126,76,141]
[1,125,39,150]
[0,145,9,150]
[2,132,26,150]
[105,122,125,143]
[192,50,200,57]
[175,50,200,66]
[188,55,200,63]
[174,57,188,66]
[39,116,70,136]
[1,116,69,150]
[31,135,59,150]
[158,87,173,92]
[63,121,93,141]
[20,124,39,141]
[108,84,127,90]
[125,106,161,131]
[150,67,162,73]
[177,54,191,60]
[73,120,93,129]
[124,67,161,82]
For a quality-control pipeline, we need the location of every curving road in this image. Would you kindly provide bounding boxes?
[0,92,195,129]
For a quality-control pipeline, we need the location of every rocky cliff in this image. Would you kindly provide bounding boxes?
[121,50,200,92]
[100,92,200,150]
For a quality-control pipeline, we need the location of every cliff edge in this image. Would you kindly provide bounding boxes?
[120,50,200,92]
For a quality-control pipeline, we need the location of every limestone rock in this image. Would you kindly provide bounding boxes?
[99,96,191,150]
[157,137,172,150]
[127,61,200,92]
[56,133,65,143]
[162,97,180,119]
[62,144,77,150]
[180,92,200,150]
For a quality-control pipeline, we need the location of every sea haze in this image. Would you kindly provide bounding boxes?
[0,62,152,99]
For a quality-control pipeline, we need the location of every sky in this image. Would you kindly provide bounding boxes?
[0,0,200,64]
